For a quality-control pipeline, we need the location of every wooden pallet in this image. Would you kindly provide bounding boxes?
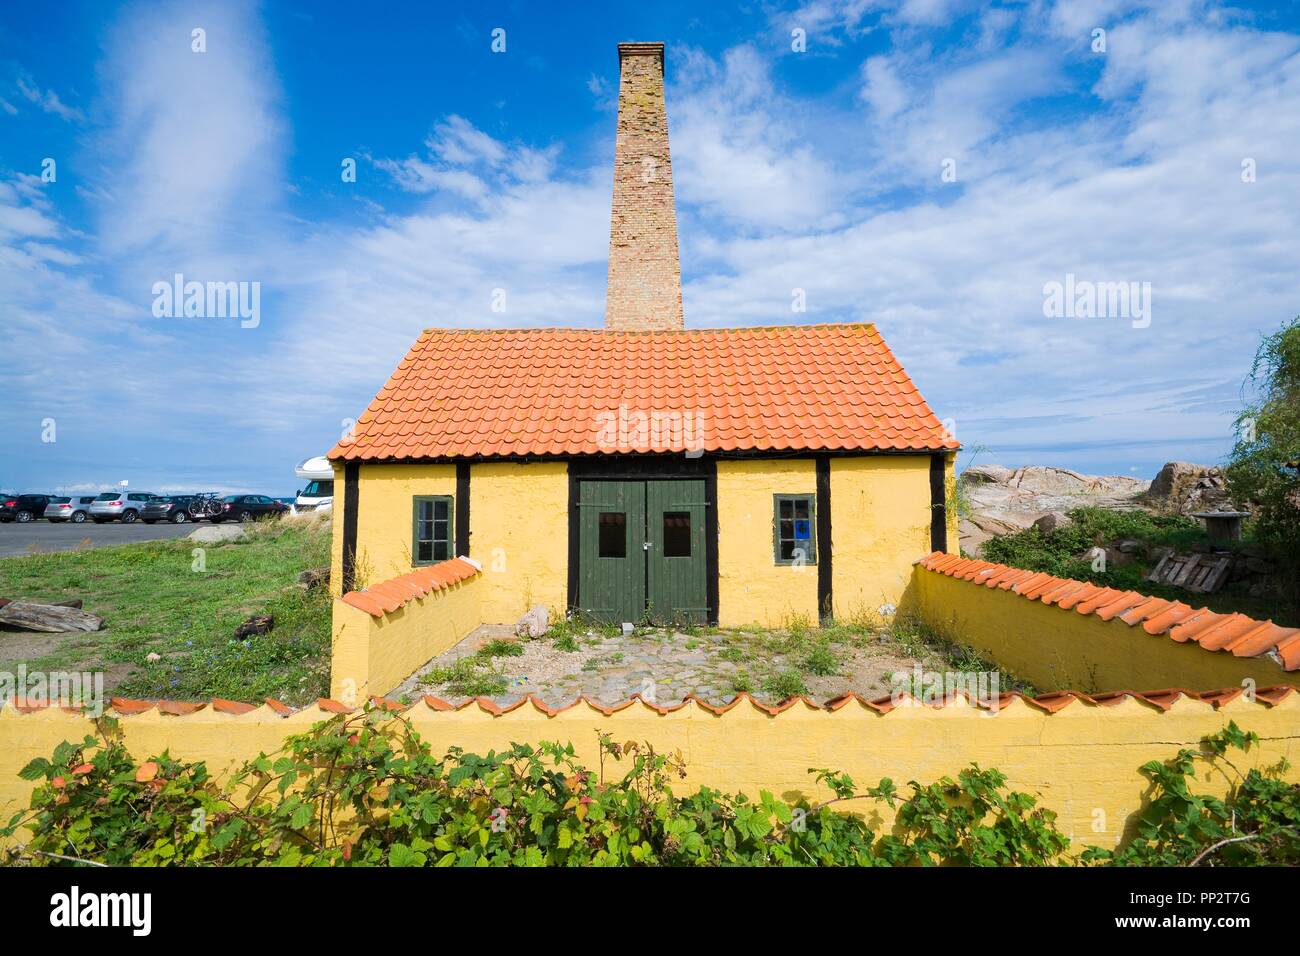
[1145,552,1233,594]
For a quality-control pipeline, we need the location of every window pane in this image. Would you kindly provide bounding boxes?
[417,539,432,562]
[779,539,795,561]
[599,512,626,558]
[663,512,691,557]
[433,539,450,561]
[434,499,449,521]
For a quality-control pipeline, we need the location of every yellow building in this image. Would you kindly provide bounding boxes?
[327,43,957,631]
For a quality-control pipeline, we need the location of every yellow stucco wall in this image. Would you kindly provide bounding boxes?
[330,455,950,629]
[330,573,483,702]
[2,693,1296,852]
[909,567,1300,692]
[349,463,457,586]
[469,461,569,624]
[830,456,934,621]
[716,459,819,627]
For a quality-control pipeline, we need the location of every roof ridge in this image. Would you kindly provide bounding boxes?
[916,551,1300,671]
[416,323,882,335]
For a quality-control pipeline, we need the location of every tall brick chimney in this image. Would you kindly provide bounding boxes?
[605,42,685,332]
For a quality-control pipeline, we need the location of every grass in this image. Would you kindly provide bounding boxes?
[0,515,332,705]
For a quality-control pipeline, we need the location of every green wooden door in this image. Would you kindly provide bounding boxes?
[577,478,709,625]
[647,480,708,626]
[577,481,646,624]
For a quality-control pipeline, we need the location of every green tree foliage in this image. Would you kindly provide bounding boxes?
[1226,316,1300,602]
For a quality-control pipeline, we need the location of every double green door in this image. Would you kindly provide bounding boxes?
[577,479,707,625]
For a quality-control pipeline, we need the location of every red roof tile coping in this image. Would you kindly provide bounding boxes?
[916,552,1300,671]
[6,686,1294,718]
[340,557,482,619]
[327,324,959,462]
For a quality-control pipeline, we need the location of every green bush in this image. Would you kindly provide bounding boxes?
[981,506,1201,586]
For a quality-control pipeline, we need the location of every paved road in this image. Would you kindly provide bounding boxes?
[0,520,197,558]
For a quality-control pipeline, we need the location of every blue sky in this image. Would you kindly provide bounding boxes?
[2,0,1299,495]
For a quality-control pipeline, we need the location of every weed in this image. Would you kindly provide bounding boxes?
[761,669,809,699]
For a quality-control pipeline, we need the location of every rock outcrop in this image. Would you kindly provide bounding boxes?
[958,465,1149,555]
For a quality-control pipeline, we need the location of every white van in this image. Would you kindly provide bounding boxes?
[292,456,334,514]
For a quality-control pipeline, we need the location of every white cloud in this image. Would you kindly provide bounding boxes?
[859,55,909,118]
[670,46,851,232]
[15,72,86,123]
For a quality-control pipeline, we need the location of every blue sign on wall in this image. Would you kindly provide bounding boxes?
[794,519,811,540]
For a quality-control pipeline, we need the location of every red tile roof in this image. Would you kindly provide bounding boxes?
[340,557,481,618]
[328,325,957,461]
[6,686,1294,719]
[917,552,1300,672]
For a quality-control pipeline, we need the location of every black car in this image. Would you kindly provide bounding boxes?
[1,494,52,523]
[141,495,198,524]
[45,495,98,523]
[209,494,289,523]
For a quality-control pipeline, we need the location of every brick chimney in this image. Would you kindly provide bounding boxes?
[605,42,684,332]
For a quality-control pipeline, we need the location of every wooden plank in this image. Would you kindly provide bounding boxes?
[0,602,103,632]
[1198,556,1233,594]
[1172,554,1202,587]
[1145,553,1171,584]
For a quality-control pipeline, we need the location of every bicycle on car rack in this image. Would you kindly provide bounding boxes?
[188,493,225,520]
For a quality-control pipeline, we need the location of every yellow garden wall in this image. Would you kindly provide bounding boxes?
[330,573,482,702]
[830,456,934,621]
[2,692,1296,852]
[469,461,568,623]
[909,567,1300,692]
[716,459,819,627]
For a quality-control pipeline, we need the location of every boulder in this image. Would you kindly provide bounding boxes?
[1032,512,1072,534]
[515,604,550,639]
[1116,538,1144,554]
[960,464,1014,485]
[1147,461,1234,515]
[188,524,246,543]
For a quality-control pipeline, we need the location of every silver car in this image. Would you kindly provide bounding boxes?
[89,491,159,523]
[44,495,98,523]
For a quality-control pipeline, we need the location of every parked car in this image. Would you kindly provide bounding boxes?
[1,494,52,523]
[89,491,159,523]
[44,495,98,523]
[209,494,289,523]
[141,495,198,524]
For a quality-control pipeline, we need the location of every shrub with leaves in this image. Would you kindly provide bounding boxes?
[1082,722,1299,866]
